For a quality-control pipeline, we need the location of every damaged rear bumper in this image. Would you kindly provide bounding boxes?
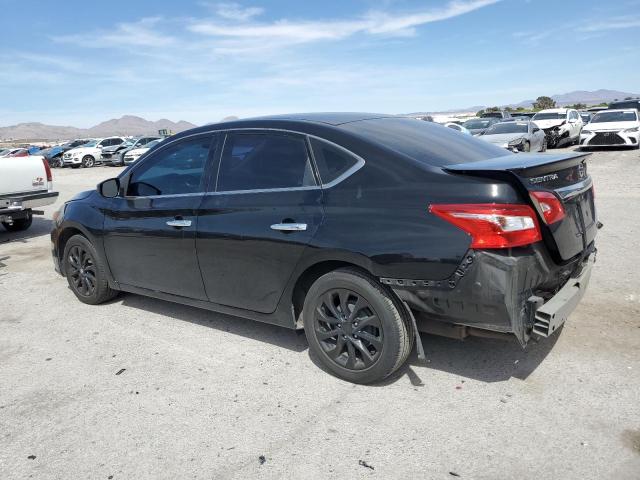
[382,243,595,346]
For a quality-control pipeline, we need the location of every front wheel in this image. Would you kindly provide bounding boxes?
[63,234,118,305]
[541,138,547,152]
[2,212,32,232]
[82,155,95,168]
[303,268,414,384]
[523,141,531,152]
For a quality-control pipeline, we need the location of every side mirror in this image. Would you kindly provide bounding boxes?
[98,178,120,198]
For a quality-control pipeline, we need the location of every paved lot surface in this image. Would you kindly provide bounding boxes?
[1,148,639,480]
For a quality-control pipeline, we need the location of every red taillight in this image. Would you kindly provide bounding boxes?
[530,191,565,224]
[429,203,542,249]
[42,157,53,182]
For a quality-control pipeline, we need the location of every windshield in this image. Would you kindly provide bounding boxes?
[532,112,565,120]
[591,111,638,123]
[145,139,163,149]
[485,122,529,135]
[81,140,98,147]
[463,119,491,129]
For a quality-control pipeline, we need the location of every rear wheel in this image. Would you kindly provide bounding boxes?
[63,234,118,305]
[82,155,95,168]
[303,268,413,384]
[2,212,32,232]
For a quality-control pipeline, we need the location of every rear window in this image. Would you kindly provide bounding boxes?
[309,137,359,185]
[609,101,640,110]
[485,122,529,134]
[341,118,507,166]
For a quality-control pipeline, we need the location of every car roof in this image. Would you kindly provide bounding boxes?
[248,112,397,126]
[536,108,568,113]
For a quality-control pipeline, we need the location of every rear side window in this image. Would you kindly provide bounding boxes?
[127,136,212,196]
[309,137,359,185]
[217,133,316,192]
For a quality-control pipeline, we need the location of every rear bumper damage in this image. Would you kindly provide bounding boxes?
[383,243,595,346]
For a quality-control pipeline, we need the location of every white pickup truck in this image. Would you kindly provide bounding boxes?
[0,155,59,232]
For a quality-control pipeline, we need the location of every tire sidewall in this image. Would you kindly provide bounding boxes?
[82,155,95,168]
[303,270,406,384]
[63,234,113,305]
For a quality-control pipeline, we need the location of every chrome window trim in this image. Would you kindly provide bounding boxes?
[211,128,365,195]
[125,127,366,197]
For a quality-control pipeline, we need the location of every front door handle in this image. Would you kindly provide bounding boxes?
[270,223,307,232]
[166,219,192,228]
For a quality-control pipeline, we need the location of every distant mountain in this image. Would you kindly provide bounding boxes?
[511,89,640,108]
[406,90,640,116]
[0,115,197,141]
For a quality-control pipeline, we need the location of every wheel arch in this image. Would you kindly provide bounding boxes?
[290,259,374,328]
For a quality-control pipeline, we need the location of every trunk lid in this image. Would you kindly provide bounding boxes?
[444,152,597,261]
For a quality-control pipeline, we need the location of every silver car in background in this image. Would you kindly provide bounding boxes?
[478,120,547,152]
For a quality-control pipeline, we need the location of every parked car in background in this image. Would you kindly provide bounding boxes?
[462,117,501,136]
[480,110,512,120]
[444,123,472,135]
[580,109,640,149]
[608,99,640,111]
[52,113,597,384]
[512,112,536,120]
[63,137,125,168]
[587,106,608,113]
[7,148,29,157]
[41,146,66,167]
[0,148,11,157]
[532,108,583,148]
[102,136,161,166]
[61,139,92,151]
[579,112,592,124]
[122,138,163,165]
[479,120,546,152]
[1,154,58,232]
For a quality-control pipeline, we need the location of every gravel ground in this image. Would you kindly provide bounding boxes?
[1,148,639,480]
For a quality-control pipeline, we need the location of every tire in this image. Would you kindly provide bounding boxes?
[2,212,32,232]
[303,268,414,384]
[63,234,118,305]
[82,155,95,168]
[523,141,531,152]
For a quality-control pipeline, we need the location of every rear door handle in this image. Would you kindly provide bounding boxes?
[270,223,307,232]
[166,219,192,228]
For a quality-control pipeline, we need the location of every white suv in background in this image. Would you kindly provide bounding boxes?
[63,137,126,168]
[580,109,640,149]
[532,108,583,148]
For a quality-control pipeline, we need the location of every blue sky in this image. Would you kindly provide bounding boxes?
[1,0,639,127]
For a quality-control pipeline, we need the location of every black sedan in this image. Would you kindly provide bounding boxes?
[51,114,598,383]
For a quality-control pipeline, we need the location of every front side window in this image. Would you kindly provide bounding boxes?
[127,136,212,197]
[113,138,124,145]
[217,133,315,192]
[309,137,359,185]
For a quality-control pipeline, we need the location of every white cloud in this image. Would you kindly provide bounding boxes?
[578,16,640,32]
[189,0,502,47]
[54,17,175,49]
[213,2,264,21]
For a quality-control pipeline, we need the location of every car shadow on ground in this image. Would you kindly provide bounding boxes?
[386,331,561,386]
[118,292,308,353]
[115,292,559,385]
[0,217,53,245]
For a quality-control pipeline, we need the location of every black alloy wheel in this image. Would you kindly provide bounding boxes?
[67,245,97,297]
[63,234,118,304]
[303,268,413,384]
[314,289,383,370]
